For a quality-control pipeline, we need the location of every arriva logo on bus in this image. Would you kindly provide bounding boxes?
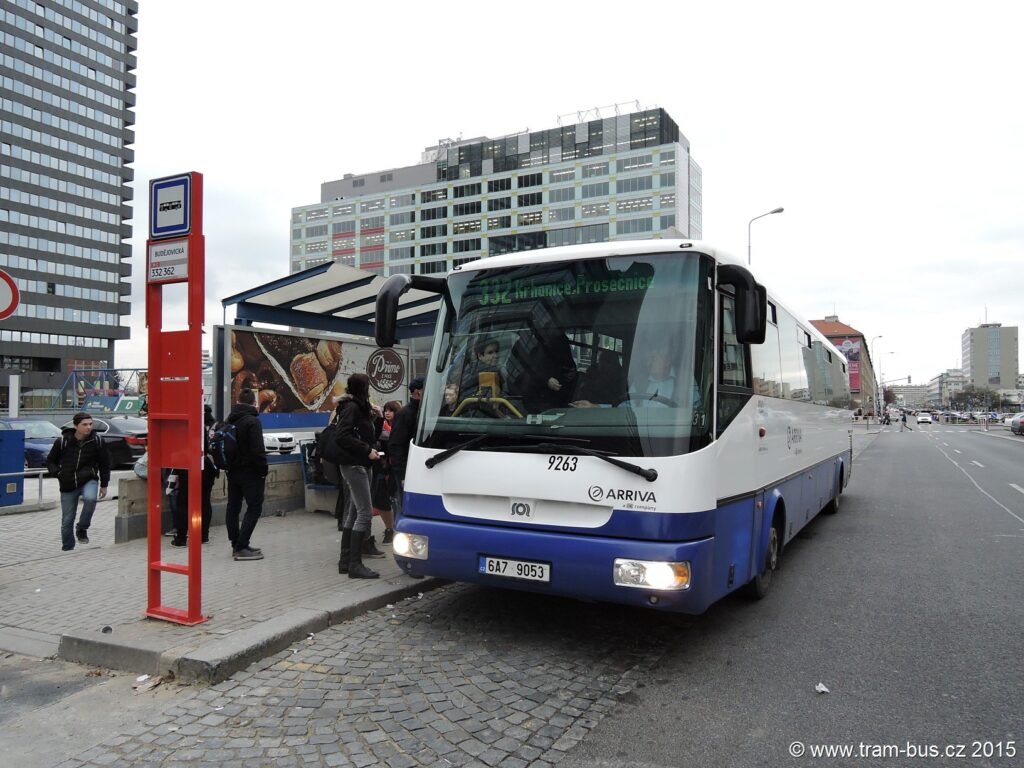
[589,485,657,504]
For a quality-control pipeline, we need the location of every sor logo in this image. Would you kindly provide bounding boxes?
[588,485,605,501]
[366,349,404,394]
[510,502,531,517]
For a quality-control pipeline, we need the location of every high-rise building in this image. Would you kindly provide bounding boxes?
[960,323,1018,390]
[0,0,138,408]
[289,106,701,278]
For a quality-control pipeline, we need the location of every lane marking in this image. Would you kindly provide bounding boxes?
[954,449,962,454]
[970,460,984,467]
[942,442,949,447]
[932,445,1024,526]
[1011,484,1024,496]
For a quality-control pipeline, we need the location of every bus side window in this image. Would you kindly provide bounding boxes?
[718,293,752,436]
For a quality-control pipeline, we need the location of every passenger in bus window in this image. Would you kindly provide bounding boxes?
[575,350,625,404]
[461,337,504,398]
[439,382,460,416]
[514,327,578,412]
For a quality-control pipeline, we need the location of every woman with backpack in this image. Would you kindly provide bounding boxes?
[334,373,384,579]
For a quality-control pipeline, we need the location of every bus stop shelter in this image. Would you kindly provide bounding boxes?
[220,260,441,339]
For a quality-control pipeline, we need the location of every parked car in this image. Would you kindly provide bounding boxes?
[59,415,148,467]
[916,412,933,424]
[264,431,296,454]
[0,418,63,471]
[1010,413,1024,436]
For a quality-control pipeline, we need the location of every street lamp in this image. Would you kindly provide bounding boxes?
[748,207,784,265]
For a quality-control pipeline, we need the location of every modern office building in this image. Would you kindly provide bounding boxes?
[290,106,701,278]
[927,369,966,407]
[888,384,928,408]
[960,323,1018,391]
[0,0,138,408]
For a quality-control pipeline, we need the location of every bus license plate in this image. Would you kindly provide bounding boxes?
[479,556,550,583]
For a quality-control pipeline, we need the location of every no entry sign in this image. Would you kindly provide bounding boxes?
[0,268,20,320]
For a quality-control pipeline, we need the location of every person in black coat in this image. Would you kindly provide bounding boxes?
[335,373,384,579]
[224,388,267,561]
[170,404,218,547]
[388,376,423,520]
[46,411,111,551]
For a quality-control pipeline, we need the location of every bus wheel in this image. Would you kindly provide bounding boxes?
[824,470,844,515]
[748,521,780,600]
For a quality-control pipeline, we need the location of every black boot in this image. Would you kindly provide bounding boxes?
[362,533,386,558]
[348,530,379,579]
[338,528,352,574]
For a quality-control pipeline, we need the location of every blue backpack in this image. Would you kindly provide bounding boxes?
[209,421,239,471]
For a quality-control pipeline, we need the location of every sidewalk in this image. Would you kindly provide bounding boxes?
[0,473,442,684]
[1,432,883,686]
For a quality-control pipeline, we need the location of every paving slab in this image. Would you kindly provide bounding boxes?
[0,471,443,683]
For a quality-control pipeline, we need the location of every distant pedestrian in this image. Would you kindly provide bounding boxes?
[46,412,110,551]
[225,388,267,561]
[901,412,911,432]
[389,377,424,520]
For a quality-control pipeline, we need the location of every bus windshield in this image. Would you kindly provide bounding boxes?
[419,250,716,458]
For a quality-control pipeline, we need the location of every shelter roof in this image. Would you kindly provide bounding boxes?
[221,261,440,339]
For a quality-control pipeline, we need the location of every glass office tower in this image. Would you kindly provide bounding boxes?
[0,0,138,408]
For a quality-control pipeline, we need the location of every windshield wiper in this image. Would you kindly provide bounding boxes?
[481,442,658,482]
[424,434,493,468]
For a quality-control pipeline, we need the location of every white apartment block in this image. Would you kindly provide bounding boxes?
[290,107,701,278]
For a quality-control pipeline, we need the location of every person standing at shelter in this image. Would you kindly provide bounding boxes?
[225,388,267,561]
[47,412,110,551]
[335,373,383,579]
[388,377,423,520]
[170,404,218,547]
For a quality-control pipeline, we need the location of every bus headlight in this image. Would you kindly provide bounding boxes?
[393,532,429,560]
[613,559,690,591]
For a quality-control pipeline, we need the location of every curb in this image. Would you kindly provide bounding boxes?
[0,500,59,516]
[57,577,447,684]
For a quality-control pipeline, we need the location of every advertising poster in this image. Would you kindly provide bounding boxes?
[221,326,409,428]
[836,337,861,391]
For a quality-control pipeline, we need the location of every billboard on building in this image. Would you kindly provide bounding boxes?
[835,338,861,391]
[217,325,409,428]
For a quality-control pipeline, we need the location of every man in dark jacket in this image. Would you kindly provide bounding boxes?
[46,412,111,551]
[388,376,423,520]
[225,388,267,561]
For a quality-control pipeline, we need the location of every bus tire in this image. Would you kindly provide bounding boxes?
[824,467,844,515]
[748,515,781,600]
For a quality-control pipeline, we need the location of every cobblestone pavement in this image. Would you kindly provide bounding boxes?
[60,583,685,767]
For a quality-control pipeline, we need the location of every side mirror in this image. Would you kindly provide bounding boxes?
[375,274,445,347]
[717,264,767,344]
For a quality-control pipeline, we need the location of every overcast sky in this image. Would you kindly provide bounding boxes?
[117,0,1024,389]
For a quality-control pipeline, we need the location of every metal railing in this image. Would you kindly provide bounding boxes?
[0,468,47,508]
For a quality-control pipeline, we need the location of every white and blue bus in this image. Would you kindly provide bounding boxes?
[375,238,852,613]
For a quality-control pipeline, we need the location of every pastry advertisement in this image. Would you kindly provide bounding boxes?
[222,325,409,426]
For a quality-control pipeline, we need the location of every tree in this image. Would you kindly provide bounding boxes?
[883,387,896,406]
